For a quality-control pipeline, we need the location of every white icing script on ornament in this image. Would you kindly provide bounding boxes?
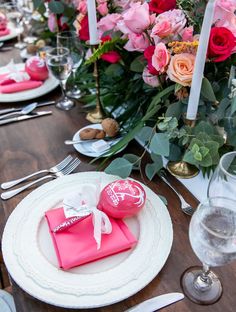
[106,180,145,207]
[27,56,45,68]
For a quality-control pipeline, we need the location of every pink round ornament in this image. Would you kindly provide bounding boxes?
[0,13,7,31]
[25,56,49,81]
[98,179,146,218]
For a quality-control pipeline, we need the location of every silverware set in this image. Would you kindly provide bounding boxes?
[1,155,81,200]
[0,100,56,125]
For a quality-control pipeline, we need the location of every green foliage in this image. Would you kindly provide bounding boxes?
[201,78,216,102]
[48,1,64,14]
[105,158,133,178]
[85,38,127,65]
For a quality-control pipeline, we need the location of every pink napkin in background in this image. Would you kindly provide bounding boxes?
[0,80,43,93]
[0,28,10,37]
[45,207,137,270]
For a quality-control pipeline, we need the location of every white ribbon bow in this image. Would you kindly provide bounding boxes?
[6,59,30,82]
[63,184,112,249]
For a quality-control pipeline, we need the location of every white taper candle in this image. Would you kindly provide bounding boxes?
[186,0,216,120]
[87,0,99,45]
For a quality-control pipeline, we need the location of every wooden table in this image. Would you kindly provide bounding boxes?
[0,45,235,312]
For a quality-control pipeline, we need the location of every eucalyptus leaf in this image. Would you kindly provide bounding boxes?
[33,0,44,9]
[48,1,65,14]
[123,154,141,169]
[216,98,231,120]
[169,144,182,161]
[136,126,154,143]
[105,158,133,178]
[158,195,168,206]
[149,133,170,156]
[165,101,183,119]
[194,121,215,135]
[231,96,236,116]
[201,77,216,102]
[130,56,145,73]
[145,163,160,180]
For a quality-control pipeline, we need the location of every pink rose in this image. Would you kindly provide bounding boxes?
[151,9,186,42]
[97,1,108,16]
[152,43,170,73]
[167,53,195,87]
[214,0,236,38]
[142,66,160,87]
[124,33,149,52]
[113,0,145,10]
[76,0,87,14]
[48,13,58,33]
[181,26,194,42]
[98,13,122,36]
[144,46,158,75]
[118,2,151,34]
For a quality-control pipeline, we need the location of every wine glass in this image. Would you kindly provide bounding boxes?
[57,31,85,98]
[208,151,236,201]
[46,47,74,111]
[18,0,37,44]
[181,196,236,305]
[4,1,25,49]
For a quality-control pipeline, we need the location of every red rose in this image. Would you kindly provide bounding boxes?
[79,15,89,41]
[208,27,236,62]
[144,46,158,75]
[149,0,176,14]
[58,16,69,31]
[100,36,121,63]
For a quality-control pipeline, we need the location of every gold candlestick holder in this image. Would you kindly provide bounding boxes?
[86,42,105,123]
[167,117,200,179]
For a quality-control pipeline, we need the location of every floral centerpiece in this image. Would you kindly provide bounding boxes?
[33,0,236,179]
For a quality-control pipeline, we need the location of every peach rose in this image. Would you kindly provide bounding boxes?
[152,43,170,73]
[167,53,195,86]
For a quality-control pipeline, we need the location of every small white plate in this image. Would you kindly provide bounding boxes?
[20,48,33,60]
[0,23,20,42]
[0,63,59,103]
[73,124,126,157]
[0,290,16,312]
[2,172,173,309]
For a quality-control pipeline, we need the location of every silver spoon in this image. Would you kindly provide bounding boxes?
[0,102,37,120]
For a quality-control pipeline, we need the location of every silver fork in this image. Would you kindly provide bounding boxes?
[1,155,73,190]
[161,176,195,216]
[1,158,81,200]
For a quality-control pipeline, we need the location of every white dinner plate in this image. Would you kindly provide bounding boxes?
[0,23,20,42]
[2,172,173,309]
[0,63,59,103]
[73,124,127,157]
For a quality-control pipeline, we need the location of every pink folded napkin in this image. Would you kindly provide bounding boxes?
[45,207,137,270]
[0,80,43,93]
[0,72,25,85]
[0,28,10,37]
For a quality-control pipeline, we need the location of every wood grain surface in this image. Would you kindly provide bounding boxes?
[0,43,235,312]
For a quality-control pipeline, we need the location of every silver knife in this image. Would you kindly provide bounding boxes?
[0,100,55,115]
[0,111,52,125]
[124,293,184,312]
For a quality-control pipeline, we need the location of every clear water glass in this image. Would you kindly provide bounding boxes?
[57,31,85,98]
[181,197,236,304]
[46,47,74,111]
[207,151,236,201]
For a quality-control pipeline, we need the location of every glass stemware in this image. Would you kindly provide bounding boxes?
[207,151,236,201]
[4,1,25,49]
[57,31,85,98]
[46,47,74,111]
[181,197,236,305]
